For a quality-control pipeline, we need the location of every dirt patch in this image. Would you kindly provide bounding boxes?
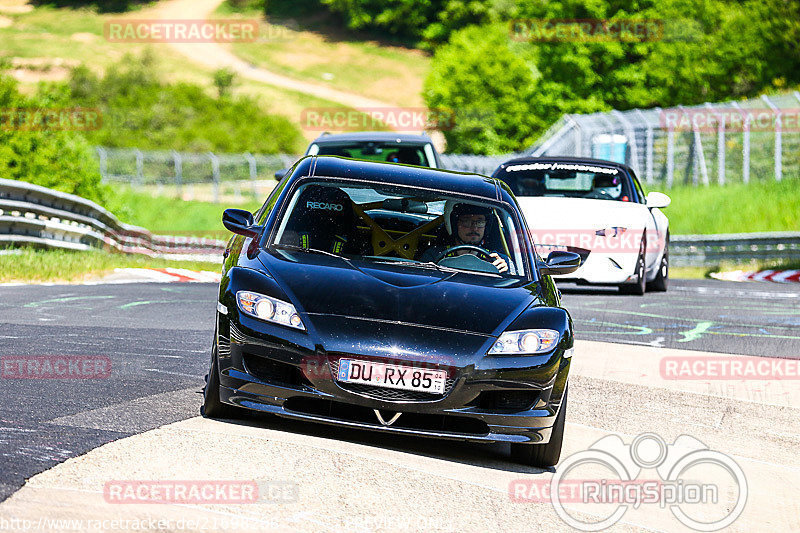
[0,15,11,27]
[70,32,96,43]
[0,0,33,14]
[9,67,71,82]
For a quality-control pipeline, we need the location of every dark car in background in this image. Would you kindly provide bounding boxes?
[275,132,442,179]
[207,155,580,467]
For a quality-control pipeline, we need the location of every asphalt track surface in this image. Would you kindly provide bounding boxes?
[0,279,798,530]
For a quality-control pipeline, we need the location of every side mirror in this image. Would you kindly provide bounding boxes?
[539,251,581,277]
[645,191,671,209]
[274,168,288,181]
[223,208,260,239]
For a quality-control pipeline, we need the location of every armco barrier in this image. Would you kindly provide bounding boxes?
[670,232,800,267]
[2,178,796,268]
[0,178,226,261]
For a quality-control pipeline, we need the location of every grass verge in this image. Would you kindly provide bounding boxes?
[0,248,219,283]
[103,186,262,237]
[657,179,800,234]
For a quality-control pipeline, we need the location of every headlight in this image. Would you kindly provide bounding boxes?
[596,226,627,237]
[488,329,560,355]
[236,291,305,330]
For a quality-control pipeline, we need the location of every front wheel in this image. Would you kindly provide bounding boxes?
[619,237,646,295]
[201,348,239,419]
[647,237,669,292]
[511,387,568,468]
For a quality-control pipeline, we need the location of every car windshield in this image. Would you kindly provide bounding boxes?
[270,180,528,277]
[498,162,634,202]
[308,142,434,167]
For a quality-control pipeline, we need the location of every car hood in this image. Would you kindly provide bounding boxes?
[517,197,648,229]
[516,197,648,246]
[258,249,538,336]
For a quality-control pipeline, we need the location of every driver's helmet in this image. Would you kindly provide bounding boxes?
[593,175,622,198]
[444,201,494,236]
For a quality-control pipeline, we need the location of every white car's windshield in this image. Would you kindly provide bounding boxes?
[498,162,635,202]
[271,181,527,277]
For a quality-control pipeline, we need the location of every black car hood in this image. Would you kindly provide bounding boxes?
[258,249,538,336]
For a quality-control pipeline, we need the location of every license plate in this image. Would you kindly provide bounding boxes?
[336,359,447,394]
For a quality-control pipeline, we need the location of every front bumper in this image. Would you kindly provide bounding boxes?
[216,317,571,445]
[556,250,638,285]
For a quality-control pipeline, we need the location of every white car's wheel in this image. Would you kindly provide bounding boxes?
[619,237,646,295]
[647,235,669,292]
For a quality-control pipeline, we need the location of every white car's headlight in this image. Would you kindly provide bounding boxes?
[596,226,627,237]
[236,291,305,330]
[488,329,560,355]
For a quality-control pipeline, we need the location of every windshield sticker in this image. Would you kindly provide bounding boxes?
[505,162,619,175]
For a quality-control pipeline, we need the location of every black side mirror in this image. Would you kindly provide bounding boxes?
[223,209,260,239]
[274,168,288,181]
[539,251,581,276]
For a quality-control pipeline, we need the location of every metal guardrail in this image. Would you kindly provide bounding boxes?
[670,232,800,267]
[0,178,227,262]
[2,177,796,268]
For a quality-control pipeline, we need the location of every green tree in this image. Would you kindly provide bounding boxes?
[0,75,107,203]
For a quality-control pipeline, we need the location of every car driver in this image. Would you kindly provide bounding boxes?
[420,203,510,273]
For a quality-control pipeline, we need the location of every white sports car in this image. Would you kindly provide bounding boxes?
[492,157,671,294]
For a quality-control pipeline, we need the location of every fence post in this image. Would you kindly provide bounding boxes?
[761,95,782,182]
[666,125,675,188]
[172,150,182,198]
[635,109,654,184]
[564,116,582,157]
[135,149,144,189]
[208,152,220,203]
[731,102,750,183]
[705,103,726,185]
[96,147,108,182]
[612,110,642,177]
[245,152,258,197]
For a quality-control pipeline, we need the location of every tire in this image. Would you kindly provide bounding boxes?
[647,234,669,292]
[619,237,646,295]
[201,348,238,419]
[511,387,568,468]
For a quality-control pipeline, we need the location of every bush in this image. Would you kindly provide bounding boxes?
[66,53,304,154]
[0,75,107,204]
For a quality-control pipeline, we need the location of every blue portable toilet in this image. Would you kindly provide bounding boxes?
[592,134,628,164]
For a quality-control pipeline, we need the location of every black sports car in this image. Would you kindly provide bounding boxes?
[204,156,580,467]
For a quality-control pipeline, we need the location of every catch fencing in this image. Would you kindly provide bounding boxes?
[0,178,226,262]
[529,91,800,187]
